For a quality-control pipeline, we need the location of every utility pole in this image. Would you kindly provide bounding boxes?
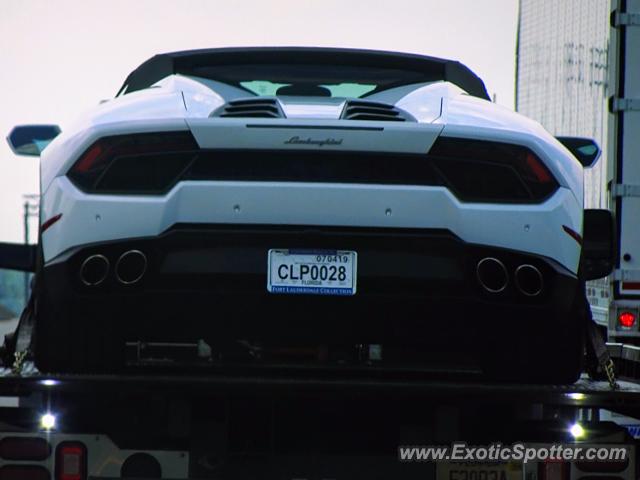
[22,194,39,305]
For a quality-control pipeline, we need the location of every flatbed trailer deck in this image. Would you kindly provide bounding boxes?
[2,358,640,480]
[1,333,637,403]
[0,366,639,408]
[0,294,635,480]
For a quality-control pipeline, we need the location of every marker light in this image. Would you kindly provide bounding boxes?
[567,392,585,401]
[40,413,56,431]
[570,422,585,439]
[41,213,62,233]
[618,311,636,329]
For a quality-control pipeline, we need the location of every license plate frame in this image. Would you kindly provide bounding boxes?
[267,249,357,296]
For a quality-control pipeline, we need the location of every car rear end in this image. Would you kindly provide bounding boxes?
[37,112,584,380]
[29,49,586,380]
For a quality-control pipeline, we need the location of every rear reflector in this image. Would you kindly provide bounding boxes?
[41,213,62,234]
[562,225,583,245]
[0,436,51,461]
[0,465,50,480]
[55,442,86,480]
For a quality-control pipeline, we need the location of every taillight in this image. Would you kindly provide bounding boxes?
[618,311,636,329]
[55,442,86,480]
[67,131,198,194]
[525,151,552,183]
[428,137,559,203]
[538,460,570,480]
[72,143,104,173]
[0,436,51,461]
[0,465,50,480]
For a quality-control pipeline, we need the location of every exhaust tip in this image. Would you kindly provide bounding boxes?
[79,254,109,286]
[476,257,508,293]
[115,250,147,285]
[515,264,543,297]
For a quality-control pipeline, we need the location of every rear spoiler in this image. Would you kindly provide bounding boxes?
[118,47,491,100]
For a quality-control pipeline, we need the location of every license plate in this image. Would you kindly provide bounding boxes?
[437,463,522,480]
[267,249,357,295]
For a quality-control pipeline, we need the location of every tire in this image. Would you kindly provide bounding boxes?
[522,313,584,384]
[33,295,124,374]
[481,323,584,384]
[32,257,124,374]
[32,293,71,374]
[481,288,586,384]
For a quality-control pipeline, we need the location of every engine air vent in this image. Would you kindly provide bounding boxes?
[212,98,285,119]
[341,100,415,122]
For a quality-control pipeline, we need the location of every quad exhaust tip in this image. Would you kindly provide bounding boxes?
[476,257,508,293]
[115,250,147,285]
[79,254,109,286]
[515,264,543,297]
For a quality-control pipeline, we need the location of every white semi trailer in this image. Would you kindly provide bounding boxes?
[607,0,640,342]
[516,0,640,337]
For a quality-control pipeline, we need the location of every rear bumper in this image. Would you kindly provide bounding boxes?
[42,175,582,274]
[41,225,579,355]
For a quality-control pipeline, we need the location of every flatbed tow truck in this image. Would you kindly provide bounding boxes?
[0,331,639,479]
[2,1,640,479]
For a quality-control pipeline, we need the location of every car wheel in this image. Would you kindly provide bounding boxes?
[33,279,124,374]
[34,298,124,374]
[482,290,586,384]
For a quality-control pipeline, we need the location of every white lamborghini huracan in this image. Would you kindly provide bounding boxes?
[5,47,611,381]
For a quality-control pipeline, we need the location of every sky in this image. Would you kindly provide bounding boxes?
[0,0,519,243]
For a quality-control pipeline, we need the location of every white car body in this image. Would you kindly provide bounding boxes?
[18,47,592,380]
[40,72,583,272]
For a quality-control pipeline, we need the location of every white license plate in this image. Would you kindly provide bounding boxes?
[267,249,357,296]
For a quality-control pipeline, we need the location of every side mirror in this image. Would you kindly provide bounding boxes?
[582,209,615,281]
[7,124,61,156]
[556,136,601,168]
[0,243,36,272]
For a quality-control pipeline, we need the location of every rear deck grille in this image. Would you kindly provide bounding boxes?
[212,98,285,118]
[341,100,414,122]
